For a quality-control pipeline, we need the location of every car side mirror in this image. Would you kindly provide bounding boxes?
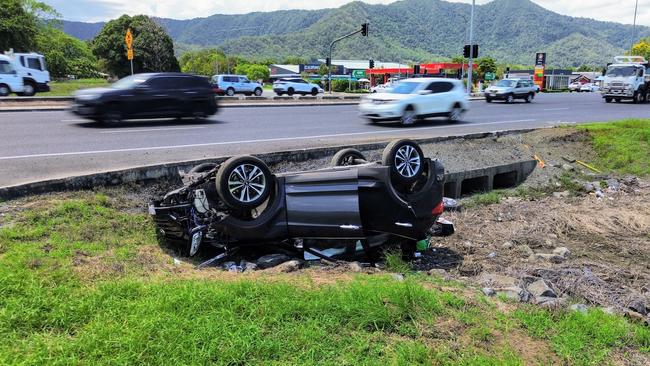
[417,90,432,95]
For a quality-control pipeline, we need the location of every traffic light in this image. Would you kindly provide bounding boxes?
[361,23,369,36]
[413,64,421,75]
[463,44,479,58]
[326,57,331,67]
[369,59,375,69]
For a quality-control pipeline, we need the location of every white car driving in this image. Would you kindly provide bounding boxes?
[359,78,469,126]
[273,78,324,96]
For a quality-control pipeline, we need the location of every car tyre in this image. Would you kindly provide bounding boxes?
[287,87,295,96]
[331,148,367,167]
[525,93,533,103]
[0,84,9,97]
[226,88,235,97]
[101,104,122,125]
[254,88,263,96]
[485,97,492,103]
[189,163,217,174]
[276,92,284,96]
[605,97,612,103]
[448,103,463,122]
[506,94,514,103]
[382,139,425,185]
[311,88,318,96]
[216,155,273,210]
[399,106,417,126]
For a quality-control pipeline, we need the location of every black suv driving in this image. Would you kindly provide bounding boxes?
[72,73,218,124]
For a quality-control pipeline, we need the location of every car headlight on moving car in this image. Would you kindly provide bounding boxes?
[372,99,396,105]
[76,94,100,101]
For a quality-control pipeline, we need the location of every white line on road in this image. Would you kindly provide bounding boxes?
[0,119,535,161]
[99,126,206,134]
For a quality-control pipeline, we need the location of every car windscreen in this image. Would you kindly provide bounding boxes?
[111,75,148,89]
[496,80,516,87]
[606,66,638,77]
[390,82,419,94]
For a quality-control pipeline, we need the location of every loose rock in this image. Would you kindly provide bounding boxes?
[627,299,648,316]
[348,261,364,273]
[482,287,496,297]
[272,260,302,273]
[502,241,514,250]
[392,273,405,281]
[561,164,575,171]
[527,279,556,298]
[569,303,588,314]
[481,273,519,287]
[553,191,571,198]
[553,247,571,259]
[530,253,565,263]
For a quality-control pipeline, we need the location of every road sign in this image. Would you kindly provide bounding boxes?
[127,48,134,60]
[125,29,133,49]
[352,70,366,78]
[485,72,495,80]
[535,52,546,66]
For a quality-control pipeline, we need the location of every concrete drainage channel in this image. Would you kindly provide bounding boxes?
[0,128,539,201]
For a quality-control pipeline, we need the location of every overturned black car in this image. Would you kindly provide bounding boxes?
[150,139,452,264]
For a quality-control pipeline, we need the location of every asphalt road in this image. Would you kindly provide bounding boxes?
[1,92,649,187]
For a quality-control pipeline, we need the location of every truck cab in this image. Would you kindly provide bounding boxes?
[601,56,650,103]
[4,51,50,96]
[0,54,25,96]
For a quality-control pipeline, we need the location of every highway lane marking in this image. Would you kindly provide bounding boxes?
[99,126,206,134]
[0,119,537,161]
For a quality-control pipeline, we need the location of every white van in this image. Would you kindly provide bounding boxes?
[0,55,24,96]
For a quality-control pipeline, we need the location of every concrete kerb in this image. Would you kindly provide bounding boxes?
[0,127,539,201]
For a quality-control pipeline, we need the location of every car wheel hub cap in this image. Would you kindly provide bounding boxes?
[403,110,415,124]
[395,145,420,178]
[451,108,461,120]
[228,164,266,203]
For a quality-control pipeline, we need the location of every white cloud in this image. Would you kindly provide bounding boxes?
[45,0,650,25]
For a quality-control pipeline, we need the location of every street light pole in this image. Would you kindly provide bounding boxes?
[467,0,475,94]
[632,0,639,53]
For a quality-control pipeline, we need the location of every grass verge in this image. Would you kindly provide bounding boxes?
[582,119,650,176]
[0,192,648,365]
[40,78,109,96]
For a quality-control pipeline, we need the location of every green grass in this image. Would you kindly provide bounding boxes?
[515,307,649,365]
[582,119,650,176]
[0,192,648,365]
[41,78,109,96]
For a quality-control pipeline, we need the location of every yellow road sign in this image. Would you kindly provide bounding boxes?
[125,29,133,48]
[127,48,134,60]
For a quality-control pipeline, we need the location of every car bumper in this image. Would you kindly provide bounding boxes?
[70,102,100,117]
[484,92,509,100]
[358,103,402,120]
[36,82,50,92]
[601,89,634,98]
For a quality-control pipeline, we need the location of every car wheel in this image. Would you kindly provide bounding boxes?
[448,104,463,122]
[101,104,122,124]
[506,94,514,103]
[276,92,284,96]
[226,88,235,97]
[382,139,425,185]
[287,88,295,96]
[615,98,621,103]
[400,106,417,126]
[216,155,273,210]
[254,88,263,96]
[485,97,492,103]
[311,88,318,96]
[525,93,533,103]
[331,148,367,167]
[0,84,9,97]
[605,97,612,103]
[22,82,36,96]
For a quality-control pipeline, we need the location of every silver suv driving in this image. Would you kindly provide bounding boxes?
[211,74,263,96]
[484,78,537,103]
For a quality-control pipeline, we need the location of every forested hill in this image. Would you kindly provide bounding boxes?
[62,0,649,67]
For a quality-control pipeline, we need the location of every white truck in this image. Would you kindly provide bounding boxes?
[0,54,25,96]
[600,55,650,103]
[3,51,50,96]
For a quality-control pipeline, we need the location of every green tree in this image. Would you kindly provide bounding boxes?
[179,48,226,76]
[91,15,179,77]
[477,57,497,79]
[630,38,650,60]
[35,27,99,78]
[0,0,38,51]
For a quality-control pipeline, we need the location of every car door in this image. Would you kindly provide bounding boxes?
[422,82,454,115]
[238,76,251,93]
[515,81,526,97]
[0,60,23,93]
[139,76,177,117]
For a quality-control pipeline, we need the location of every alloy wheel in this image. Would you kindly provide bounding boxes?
[449,107,462,122]
[227,164,267,203]
[394,145,421,178]
[401,109,416,125]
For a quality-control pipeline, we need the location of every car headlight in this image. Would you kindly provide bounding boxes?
[76,94,100,101]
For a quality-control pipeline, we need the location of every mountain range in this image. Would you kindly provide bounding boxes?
[62,0,650,67]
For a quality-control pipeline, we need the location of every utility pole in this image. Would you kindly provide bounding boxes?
[328,23,368,93]
[632,0,639,53]
[467,0,475,94]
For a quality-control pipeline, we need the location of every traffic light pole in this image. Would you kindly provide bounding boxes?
[328,25,366,93]
[467,0,475,94]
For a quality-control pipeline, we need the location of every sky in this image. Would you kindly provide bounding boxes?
[44,0,650,26]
